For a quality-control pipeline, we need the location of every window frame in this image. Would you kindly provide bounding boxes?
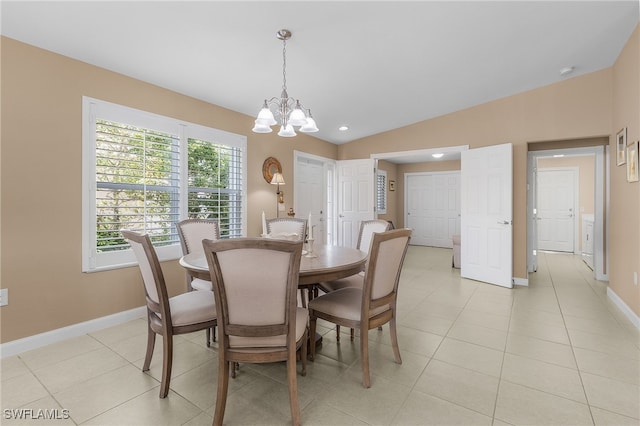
[82,97,247,272]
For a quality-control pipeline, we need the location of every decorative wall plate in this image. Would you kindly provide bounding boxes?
[262,156,282,183]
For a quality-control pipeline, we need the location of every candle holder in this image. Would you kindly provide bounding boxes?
[304,238,317,258]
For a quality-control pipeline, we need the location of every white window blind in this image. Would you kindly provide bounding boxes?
[376,169,387,214]
[186,138,243,238]
[83,97,247,272]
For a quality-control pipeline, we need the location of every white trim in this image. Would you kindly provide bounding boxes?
[527,146,608,281]
[607,287,640,329]
[513,277,529,286]
[370,145,469,162]
[0,307,146,358]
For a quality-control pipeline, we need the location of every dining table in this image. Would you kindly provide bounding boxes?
[179,243,367,348]
[179,243,367,288]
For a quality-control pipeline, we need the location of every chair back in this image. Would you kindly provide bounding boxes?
[177,219,219,256]
[203,238,303,348]
[362,229,412,314]
[121,230,170,321]
[358,219,391,252]
[266,218,307,241]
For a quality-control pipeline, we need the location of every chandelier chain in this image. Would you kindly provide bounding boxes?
[281,38,287,94]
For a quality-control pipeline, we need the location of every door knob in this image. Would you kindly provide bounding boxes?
[497,220,512,225]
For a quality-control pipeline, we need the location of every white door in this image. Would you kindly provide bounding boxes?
[294,152,331,245]
[536,168,576,253]
[406,172,460,248]
[461,143,513,288]
[337,159,375,248]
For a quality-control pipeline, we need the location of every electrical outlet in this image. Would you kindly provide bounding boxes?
[0,288,7,307]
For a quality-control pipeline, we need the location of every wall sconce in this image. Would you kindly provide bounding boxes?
[270,172,286,217]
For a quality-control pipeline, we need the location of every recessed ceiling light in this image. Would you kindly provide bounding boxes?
[553,154,565,158]
[432,153,444,158]
[560,66,574,76]
[338,126,349,131]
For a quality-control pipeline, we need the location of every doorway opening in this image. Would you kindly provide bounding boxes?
[527,142,609,281]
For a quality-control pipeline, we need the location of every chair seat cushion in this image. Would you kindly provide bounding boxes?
[169,291,216,327]
[229,307,309,348]
[318,272,364,293]
[309,287,388,322]
[191,278,213,291]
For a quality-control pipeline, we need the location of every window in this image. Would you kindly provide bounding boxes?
[82,97,247,272]
[376,169,387,214]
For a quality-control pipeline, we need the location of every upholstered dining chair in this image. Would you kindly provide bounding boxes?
[265,217,309,307]
[266,217,307,241]
[177,218,219,346]
[177,218,219,291]
[317,219,390,341]
[121,230,217,398]
[309,228,411,388]
[202,238,307,426]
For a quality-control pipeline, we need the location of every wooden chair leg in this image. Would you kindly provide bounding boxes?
[360,325,371,388]
[389,316,402,365]
[212,326,217,342]
[206,328,211,347]
[350,328,355,341]
[287,346,302,426]
[299,289,307,308]
[309,316,317,361]
[159,334,173,398]
[300,329,308,376]
[142,323,155,371]
[213,358,230,426]
[336,325,341,342]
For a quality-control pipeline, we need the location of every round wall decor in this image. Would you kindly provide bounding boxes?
[262,156,282,183]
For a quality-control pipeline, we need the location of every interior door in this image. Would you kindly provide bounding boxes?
[461,143,513,288]
[536,168,576,253]
[406,172,460,247]
[336,159,375,248]
[295,155,326,243]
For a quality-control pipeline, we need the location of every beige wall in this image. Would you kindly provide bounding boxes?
[0,37,338,343]
[610,26,640,317]
[537,156,595,252]
[339,25,639,318]
[339,69,613,281]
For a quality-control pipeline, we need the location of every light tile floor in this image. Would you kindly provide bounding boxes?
[2,247,639,425]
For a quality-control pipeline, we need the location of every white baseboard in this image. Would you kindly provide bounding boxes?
[607,287,640,330]
[1,307,146,358]
[513,277,529,286]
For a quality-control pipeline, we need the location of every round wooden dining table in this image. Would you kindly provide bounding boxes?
[179,244,366,349]
[179,243,367,287]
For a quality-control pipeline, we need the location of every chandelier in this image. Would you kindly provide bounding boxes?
[252,29,319,137]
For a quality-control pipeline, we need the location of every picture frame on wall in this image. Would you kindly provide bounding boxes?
[616,127,627,166]
[626,140,639,183]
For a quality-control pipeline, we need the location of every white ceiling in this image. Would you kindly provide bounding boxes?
[2,1,638,150]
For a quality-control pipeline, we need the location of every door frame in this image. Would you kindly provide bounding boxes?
[293,150,336,244]
[527,146,608,280]
[536,166,579,253]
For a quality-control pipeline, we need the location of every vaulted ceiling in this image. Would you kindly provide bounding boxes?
[2,1,638,145]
